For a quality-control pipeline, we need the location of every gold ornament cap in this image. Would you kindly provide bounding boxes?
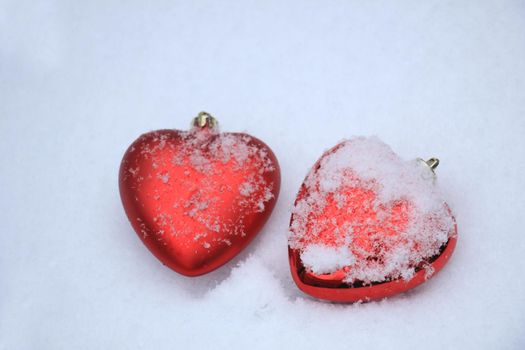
[416,157,440,182]
[192,111,218,130]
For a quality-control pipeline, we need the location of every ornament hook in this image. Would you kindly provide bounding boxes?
[417,157,440,179]
[425,158,439,171]
[192,111,218,129]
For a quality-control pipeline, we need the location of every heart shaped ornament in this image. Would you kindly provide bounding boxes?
[288,137,457,302]
[119,113,280,276]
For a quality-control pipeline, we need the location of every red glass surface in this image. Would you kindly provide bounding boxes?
[288,142,457,302]
[119,127,280,276]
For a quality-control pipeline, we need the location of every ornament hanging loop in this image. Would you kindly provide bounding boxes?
[192,111,218,130]
[417,157,440,179]
[425,158,439,171]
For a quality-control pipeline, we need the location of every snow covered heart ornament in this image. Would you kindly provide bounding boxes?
[288,137,457,302]
[119,112,280,276]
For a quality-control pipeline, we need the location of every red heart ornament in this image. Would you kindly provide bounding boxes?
[119,115,280,276]
[288,137,457,302]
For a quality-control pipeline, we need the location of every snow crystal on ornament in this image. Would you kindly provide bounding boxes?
[121,127,277,251]
[301,244,356,275]
[288,136,455,285]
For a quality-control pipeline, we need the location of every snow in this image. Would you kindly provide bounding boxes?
[1,1,525,349]
[289,137,455,284]
[301,244,356,275]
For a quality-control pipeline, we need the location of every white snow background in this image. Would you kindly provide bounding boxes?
[1,1,525,349]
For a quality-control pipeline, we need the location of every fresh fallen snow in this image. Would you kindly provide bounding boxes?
[1,1,525,349]
[301,244,356,274]
[289,137,455,284]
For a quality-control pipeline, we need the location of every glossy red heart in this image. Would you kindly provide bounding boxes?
[119,122,280,276]
[288,138,457,302]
